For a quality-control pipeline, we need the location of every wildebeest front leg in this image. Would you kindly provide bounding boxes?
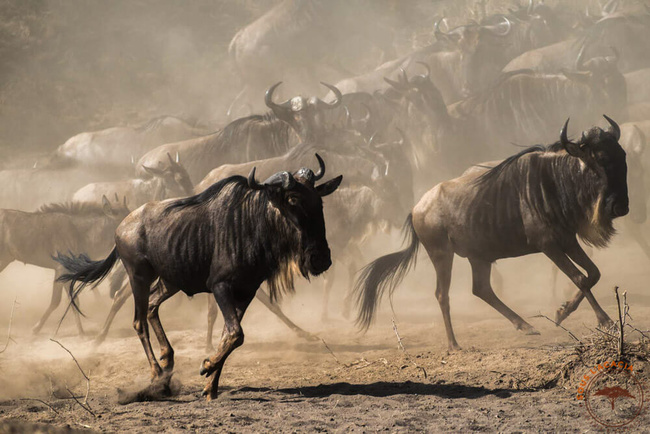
[200,283,254,400]
[147,280,180,373]
[544,243,612,327]
[469,259,539,335]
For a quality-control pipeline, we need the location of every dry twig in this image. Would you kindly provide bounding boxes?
[391,317,427,379]
[614,286,624,358]
[19,398,59,415]
[66,386,96,418]
[531,313,583,345]
[0,297,18,354]
[50,339,91,407]
[319,337,341,365]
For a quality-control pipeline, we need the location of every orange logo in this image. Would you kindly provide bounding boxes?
[576,361,644,428]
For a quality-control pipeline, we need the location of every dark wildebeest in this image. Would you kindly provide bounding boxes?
[354,117,628,350]
[136,82,342,181]
[0,196,129,335]
[227,0,397,115]
[73,153,194,209]
[56,160,342,400]
[389,51,626,177]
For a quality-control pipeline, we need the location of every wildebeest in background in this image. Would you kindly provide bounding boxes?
[73,153,194,209]
[388,50,626,178]
[354,117,628,350]
[56,159,342,400]
[41,116,207,174]
[227,0,397,115]
[136,82,343,182]
[0,196,129,335]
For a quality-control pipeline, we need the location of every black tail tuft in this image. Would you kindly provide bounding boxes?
[353,214,420,331]
[54,247,120,314]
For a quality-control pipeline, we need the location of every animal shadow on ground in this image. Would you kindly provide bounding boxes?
[117,373,183,405]
[228,381,530,401]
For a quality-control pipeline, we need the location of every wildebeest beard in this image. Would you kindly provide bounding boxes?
[472,139,615,248]
[163,177,306,302]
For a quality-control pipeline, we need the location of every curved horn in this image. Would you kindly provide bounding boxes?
[484,15,512,36]
[313,153,325,181]
[263,171,295,189]
[175,151,180,163]
[416,61,430,80]
[560,118,571,146]
[320,82,342,108]
[344,106,352,129]
[359,103,372,123]
[575,43,587,71]
[603,114,620,141]
[265,82,286,111]
[434,17,449,37]
[384,76,405,91]
[248,167,264,190]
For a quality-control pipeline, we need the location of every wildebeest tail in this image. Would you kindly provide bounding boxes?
[353,214,419,331]
[54,246,120,313]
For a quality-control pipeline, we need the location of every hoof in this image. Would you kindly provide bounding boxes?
[525,328,541,336]
[448,343,462,352]
[299,332,319,342]
[199,359,212,377]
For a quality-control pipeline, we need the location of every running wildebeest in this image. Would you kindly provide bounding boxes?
[354,117,628,350]
[56,159,342,400]
[0,196,129,335]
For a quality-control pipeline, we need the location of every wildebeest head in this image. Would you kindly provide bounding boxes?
[560,116,629,220]
[265,82,343,142]
[248,154,342,276]
[101,194,131,221]
[141,152,194,199]
[434,16,512,96]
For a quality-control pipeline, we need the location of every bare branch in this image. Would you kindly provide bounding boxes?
[19,398,59,415]
[614,286,624,358]
[319,337,341,365]
[50,339,91,406]
[0,297,18,354]
[392,318,406,352]
[66,386,96,418]
[531,313,583,345]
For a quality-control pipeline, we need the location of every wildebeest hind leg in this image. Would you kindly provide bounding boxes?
[32,268,66,334]
[469,259,539,335]
[206,295,218,351]
[147,280,180,373]
[549,242,612,327]
[200,283,254,401]
[256,288,317,341]
[424,242,461,351]
[126,263,162,381]
[95,277,131,345]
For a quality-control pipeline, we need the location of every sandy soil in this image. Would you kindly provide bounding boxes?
[1,234,649,433]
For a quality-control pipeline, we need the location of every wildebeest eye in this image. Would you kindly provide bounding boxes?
[287,196,300,206]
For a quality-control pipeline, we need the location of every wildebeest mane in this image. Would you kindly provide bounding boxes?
[473,141,613,247]
[212,111,294,156]
[164,175,302,301]
[37,201,108,216]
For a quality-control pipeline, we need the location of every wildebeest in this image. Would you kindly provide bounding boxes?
[354,117,628,350]
[0,196,129,335]
[42,116,207,173]
[390,52,626,176]
[227,0,397,115]
[73,153,194,208]
[56,159,342,400]
[136,82,342,181]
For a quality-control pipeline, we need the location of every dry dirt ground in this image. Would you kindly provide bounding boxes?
[0,235,649,433]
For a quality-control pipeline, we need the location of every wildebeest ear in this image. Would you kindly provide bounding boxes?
[561,69,591,84]
[142,165,163,177]
[101,195,113,215]
[316,175,343,197]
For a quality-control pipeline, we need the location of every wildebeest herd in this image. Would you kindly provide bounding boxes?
[2,0,650,403]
